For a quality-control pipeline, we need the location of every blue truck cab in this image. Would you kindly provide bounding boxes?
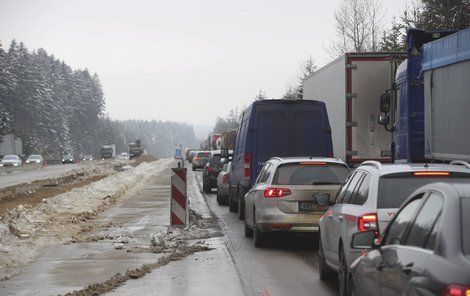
[378,29,455,163]
[228,99,333,217]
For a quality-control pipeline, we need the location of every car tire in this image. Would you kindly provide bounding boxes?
[238,196,245,220]
[216,189,222,205]
[244,220,253,238]
[203,183,211,194]
[192,166,196,171]
[338,246,349,296]
[349,275,356,296]
[228,190,237,213]
[253,226,266,248]
[319,235,334,281]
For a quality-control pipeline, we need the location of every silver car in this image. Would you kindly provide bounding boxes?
[243,157,350,247]
[318,160,470,296]
[0,155,22,167]
[217,162,231,205]
[25,154,43,164]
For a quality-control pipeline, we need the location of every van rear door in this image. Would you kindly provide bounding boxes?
[291,102,332,157]
[252,105,289,179]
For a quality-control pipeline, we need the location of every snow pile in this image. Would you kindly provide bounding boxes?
[0,158,172,280]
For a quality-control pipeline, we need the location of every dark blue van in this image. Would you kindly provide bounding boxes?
[228,99,333,217]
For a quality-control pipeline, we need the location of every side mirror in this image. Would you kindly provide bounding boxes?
[378,114,390,126]
[314,193,331,206]
[380,92,391,113]
[351,230,376,249]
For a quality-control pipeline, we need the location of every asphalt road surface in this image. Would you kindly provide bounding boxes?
[193,169,338,296]
[0,164,79,189]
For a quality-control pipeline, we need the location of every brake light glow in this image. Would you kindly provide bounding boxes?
[358,213,378,232]
[299,162,327,166]
[264,187,291,198]
[194,156,201,161]
[413,171,450,176]
[443,284,470,296]
[244,153,252,180]
[207,166,215,173]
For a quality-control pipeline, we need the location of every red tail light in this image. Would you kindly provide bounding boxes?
[264,187,291,198]
[207,166,215,173]
[222,174,229,183]
[194,156,201,161]
[358,213,378,232]
[244,153,251,181]
[443,284,470,296]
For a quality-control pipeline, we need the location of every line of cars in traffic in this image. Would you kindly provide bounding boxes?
[188,98,470,295]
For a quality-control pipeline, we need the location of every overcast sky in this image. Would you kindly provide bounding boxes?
[0,0,408,128]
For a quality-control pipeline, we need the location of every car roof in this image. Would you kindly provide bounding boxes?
[267,156,347,166]
[358,162,470,176]
[415,182,470,199]
[3,155,18,158]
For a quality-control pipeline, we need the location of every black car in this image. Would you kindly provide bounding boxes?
[202,151,223,193]
[349,182,470,296]
[62,154,75,164]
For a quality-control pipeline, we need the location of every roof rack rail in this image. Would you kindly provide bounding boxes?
[360,160,382,169]
[450,160,470,169]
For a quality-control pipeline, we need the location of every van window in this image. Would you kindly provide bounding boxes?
[272,163,349,185]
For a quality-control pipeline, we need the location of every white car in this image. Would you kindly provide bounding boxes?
[0,155,22,167]
[318,160,470,296]
[25,154,43,164]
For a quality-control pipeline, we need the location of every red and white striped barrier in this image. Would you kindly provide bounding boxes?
[170,167,188,226]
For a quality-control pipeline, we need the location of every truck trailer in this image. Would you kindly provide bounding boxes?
[303,52,405,165]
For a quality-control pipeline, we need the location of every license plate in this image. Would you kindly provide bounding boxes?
[299,201,316,212]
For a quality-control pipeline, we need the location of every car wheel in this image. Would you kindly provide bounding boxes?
[319,235,334,281]
[216,189,222,205]
[228,191,237,213]
[253,214,266,247]
[238,196,245,220]
[338,246,349,296]
[244,220,253,238]
[203,183,211,194]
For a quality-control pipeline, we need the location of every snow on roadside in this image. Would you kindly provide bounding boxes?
[0,158,173,280]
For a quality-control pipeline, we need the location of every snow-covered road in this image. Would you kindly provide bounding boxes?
[0,164,79,189]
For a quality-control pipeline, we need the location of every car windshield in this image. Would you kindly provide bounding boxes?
[28,155,41,159]
[272,163,350,185]
[197,152,210,159]
[84,155,92,158]
[64,155,72,158]
[3,155,17,160]
[462,198,470,256]
[378,173,470,208]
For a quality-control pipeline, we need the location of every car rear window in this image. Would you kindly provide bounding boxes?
[462,198,470,256]
[378,173,470,208]
[197,152,210,159]
[272,163,350,185]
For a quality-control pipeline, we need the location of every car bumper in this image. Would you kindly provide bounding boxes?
[255,206,323,233]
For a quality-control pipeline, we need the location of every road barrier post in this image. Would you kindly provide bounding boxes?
[170,167,188,227]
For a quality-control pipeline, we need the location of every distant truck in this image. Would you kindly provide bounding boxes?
[129,139,144,158]
[220,129,237,160]
[101,144,116,159]
[207,133,222,150]
[377,29,470,163]
[303,52,405,165]
[0,134,22,157]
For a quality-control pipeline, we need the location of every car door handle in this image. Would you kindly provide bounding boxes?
[401,263,414,275]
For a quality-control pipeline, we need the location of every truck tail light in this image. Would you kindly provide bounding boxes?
[244,153,251,181]
[358,213,378,232]
[264,187,291,198]
[443,284,470,296]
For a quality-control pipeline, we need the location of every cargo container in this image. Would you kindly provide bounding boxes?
[303,52,405,165]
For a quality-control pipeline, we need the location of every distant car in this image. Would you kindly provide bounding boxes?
[318,161,470,296]
[349,182,470,296]
[187,150,196,162]
[202,151,223,193]
[82,155,93,161]
[117,152,129,160]
[192,151,211,170]
[217,162,231,205]
[25,154,43,164]
[62,154,75,164]
[0,155,22,167]
[243,157,350,247]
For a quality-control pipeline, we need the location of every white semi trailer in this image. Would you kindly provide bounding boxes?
[303,52,405,165]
